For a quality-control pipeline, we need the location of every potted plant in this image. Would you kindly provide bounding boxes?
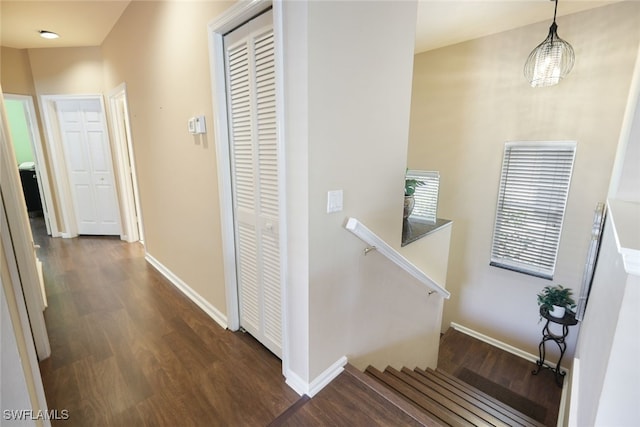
[537,285,576,319]
[404,175,424,218]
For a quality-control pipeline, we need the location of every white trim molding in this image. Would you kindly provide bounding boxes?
[607,199,640,276]
[285,356,348,397]
[107,83,145,245]
[4,94,59,237]
[39,93,122,238]
[208,0,295,384]
[345,217,450,299]
[145,253,228,329]
[208,0,274,332]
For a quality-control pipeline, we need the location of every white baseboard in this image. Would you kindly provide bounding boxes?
[145,252,228,329]
[450,322,559,370]
[285,356,348,397]
[566,358,579,427]
[284,369,308,397]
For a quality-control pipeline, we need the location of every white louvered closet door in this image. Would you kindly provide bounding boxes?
[224,10,282,357]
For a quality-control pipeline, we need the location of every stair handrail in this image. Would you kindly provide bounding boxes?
[345,217,450,299]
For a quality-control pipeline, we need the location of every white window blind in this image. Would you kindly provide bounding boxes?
[407,170,440,223]
[490,141,576,279]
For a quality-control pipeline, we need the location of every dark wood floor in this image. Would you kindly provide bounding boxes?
[438,329,562,427]
[33,217,561,426]
[34,219,300,426]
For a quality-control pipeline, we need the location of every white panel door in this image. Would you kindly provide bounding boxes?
[56,99,121,235]
[224,10,282,357]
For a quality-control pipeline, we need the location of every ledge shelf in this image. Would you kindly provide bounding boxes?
[402,217,452,247]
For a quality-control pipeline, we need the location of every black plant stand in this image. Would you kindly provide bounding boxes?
[532,306,578,387]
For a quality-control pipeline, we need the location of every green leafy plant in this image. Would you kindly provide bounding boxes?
[405,174,425,196]
[536,285,576,312]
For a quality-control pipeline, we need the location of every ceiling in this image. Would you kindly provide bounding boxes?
[415,0,620,53]
[1,1,131,49]
[0,0,620,52]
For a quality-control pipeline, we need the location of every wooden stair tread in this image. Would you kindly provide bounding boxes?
[409,367,528,427]
[386,367,503,427]
[273,368,429,426]
[424,368,544,427]
[399,367,511,427]
[365,366,474,427]
[343,364,443,426]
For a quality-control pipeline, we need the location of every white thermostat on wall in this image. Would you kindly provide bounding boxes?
[188,115,206,134]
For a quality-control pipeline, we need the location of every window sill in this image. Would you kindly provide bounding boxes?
[401,217,452,247]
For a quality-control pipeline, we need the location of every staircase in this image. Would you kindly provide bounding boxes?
[360,364,545,427]
[270,363,547,426]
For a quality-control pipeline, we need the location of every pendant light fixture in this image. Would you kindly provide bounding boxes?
[524,0,575,88]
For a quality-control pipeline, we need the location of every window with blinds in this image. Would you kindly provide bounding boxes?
[490,141,576,279]
[407,170,440,223]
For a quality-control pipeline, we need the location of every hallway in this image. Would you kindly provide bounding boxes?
[34,220,300,426]
[32,218,564,426]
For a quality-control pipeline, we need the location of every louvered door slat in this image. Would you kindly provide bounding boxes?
[224,10,281,358]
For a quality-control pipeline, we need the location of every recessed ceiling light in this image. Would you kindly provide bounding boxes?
[39,30,60,40]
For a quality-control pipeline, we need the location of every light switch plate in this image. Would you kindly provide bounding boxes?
[327,190,343,213]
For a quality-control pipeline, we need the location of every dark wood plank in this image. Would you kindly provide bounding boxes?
[34,219,301,426]
[268,396,312,426]
[366,366,473,427]
[386,367,493,427]
[412,367,534,427]
[279,371,425,426]
[426,368,543,427]
[399,367,511,427]
[438,328,559,427]
[31,216,560,426]
[344,364,444,427]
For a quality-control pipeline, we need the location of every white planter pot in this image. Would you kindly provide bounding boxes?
[404,195,415,219]
[550,305,566,318]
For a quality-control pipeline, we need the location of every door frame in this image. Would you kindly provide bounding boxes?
[0,93,51,361]
[40,94,122,238]
[208,0,290,367]
[4,94,58,237]
[107,83,145,244]
[1,197,51,422]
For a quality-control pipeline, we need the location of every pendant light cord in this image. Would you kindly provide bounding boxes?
[549,0,559,42]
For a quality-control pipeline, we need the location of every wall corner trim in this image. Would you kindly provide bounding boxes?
[145,252,228,330]
[285,356,347,397]
[607,199,640,276]
[284,369,307,397]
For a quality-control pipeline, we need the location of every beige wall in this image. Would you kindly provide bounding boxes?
[101,1,233,317]
[408,1,640,358]
[3,46,108,234]
[28,47,104,94]
[1,47,61,232]
[1,47,37,95]
[11,46,107,234]
[347,225,451,371]
[302,0,431,378]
